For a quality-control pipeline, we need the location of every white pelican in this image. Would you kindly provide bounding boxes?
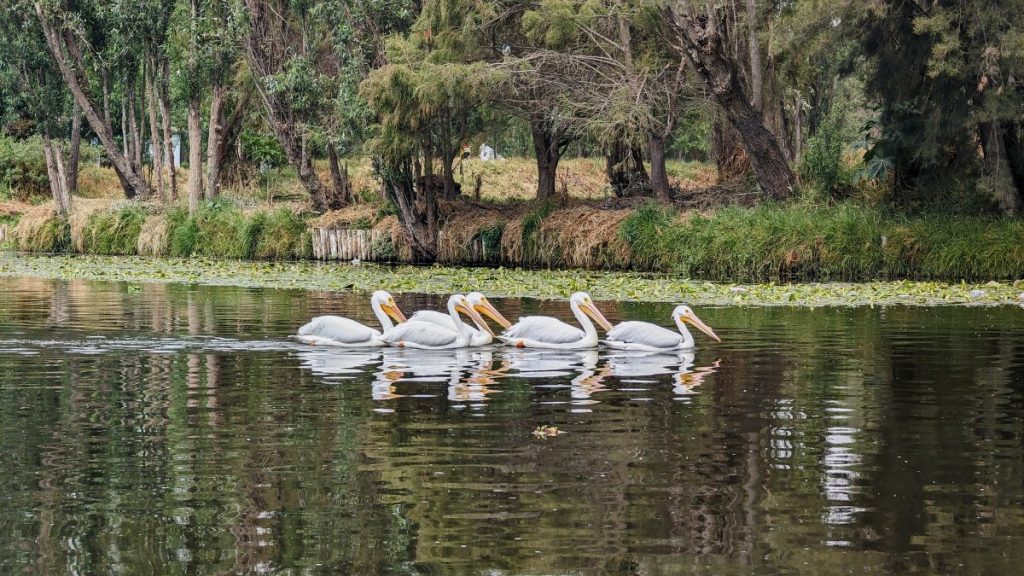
[295,290,407,347]
[408,291,513,345]
[382,294,493,349]
[604,305,720,351]
[499,292,612,349]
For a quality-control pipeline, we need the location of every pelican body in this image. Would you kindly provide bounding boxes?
[604,305,720,351]
[295,291,407,347]
[499,292,612,349]
[383,294,493,349]
[408,292,513,345]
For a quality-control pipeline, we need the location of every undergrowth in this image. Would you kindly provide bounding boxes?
[619,201,1024,280]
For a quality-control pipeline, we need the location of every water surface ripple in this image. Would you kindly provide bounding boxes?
[1,277,1023,574]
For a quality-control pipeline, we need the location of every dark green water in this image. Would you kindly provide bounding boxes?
[1,277,1023,575]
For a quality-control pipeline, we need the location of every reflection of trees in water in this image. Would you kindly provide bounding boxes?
[5,282,1024,572]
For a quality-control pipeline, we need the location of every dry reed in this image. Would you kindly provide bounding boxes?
[137,214,169,256]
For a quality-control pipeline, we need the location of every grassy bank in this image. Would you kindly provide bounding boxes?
[10,198,312,260]
[619,203,1024,281]
[6,197,1024,281]
[2,253,1022,307]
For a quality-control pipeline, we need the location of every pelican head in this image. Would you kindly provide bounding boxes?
[570,292,613,332]
[672,305,720,342]
[467,292,512,330]
[372,290,407,323]
[450,294,492,336]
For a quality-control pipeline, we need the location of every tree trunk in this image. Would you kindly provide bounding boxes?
[67,103,81,195]
[383,158,437,260]
[532,117,564,201]
[34,3,151,199]
[187,96,203,214]
[649,133,671,202]
[441,153,458,201]
[667,5,795,200]
[746,0,763,111]
[128,81,143,174]
[146,64,164,199]
[606,137,650,197]
[159,58,177,200]
[328,146,352,209]
[713,119,751,180]
[216,89,250,184]
[205,83,225,200]
[980,121,1024,215]
[41,131,72,216]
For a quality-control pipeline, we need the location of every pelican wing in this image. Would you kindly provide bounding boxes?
[297,316,380,345]
[502,316,584,344]
[382,320,459,347]
[606,321,682,349]
[409,310,480,335]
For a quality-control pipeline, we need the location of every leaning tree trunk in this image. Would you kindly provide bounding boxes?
[667,5,795,200]
[205,83,225,200]
[649,133,672,202]
[980,121,1024,215]
[531,116,565,201]
[187,95,203,214]
[34,4,151,199]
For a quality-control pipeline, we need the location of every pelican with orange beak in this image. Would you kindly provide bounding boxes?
[383,294,494,349]
[408,292,513,346]
[604,305,720,351]
[295,290,407,347]
[499,292,613,349]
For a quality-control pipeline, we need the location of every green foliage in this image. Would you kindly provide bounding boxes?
[371,233,397,261]
[81,205,147,255]
[0,136,49,199]
[618,202,679,271]
[619,202,1024,281]
[800,118,844,198]
[520,200,553,262]
[255,207,311,259]
[241,131,288,170]
[164,201,311,260]
[478,224,504,257]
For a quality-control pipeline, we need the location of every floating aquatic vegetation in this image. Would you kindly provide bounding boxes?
[1,253,1022,308]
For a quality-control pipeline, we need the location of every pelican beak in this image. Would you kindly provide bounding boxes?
[474,298,513,330]
[582,300,613,332]
[457,302,494,336]
[383,300,407,323]
[682,311,721,342]
[382,301,405,323]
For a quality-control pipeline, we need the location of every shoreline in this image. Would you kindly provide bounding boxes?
[3,253,1023,308]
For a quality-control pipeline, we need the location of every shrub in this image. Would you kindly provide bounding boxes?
[0,136,49,199]
[80,204,147,255]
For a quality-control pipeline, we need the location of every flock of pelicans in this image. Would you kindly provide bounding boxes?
[295,291,720,352]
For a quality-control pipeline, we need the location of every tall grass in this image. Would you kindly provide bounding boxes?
[12,199,312,260]
[80,204,147,255]
[619,201,1024,280]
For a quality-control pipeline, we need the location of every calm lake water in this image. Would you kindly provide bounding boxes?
[1,277,1023,575]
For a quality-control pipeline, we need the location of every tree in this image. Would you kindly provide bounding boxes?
[33,0,155,199]
[860,0,1024,214]
[362,36,487,258]
[666,1,796,200]
[1,3,77,214]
